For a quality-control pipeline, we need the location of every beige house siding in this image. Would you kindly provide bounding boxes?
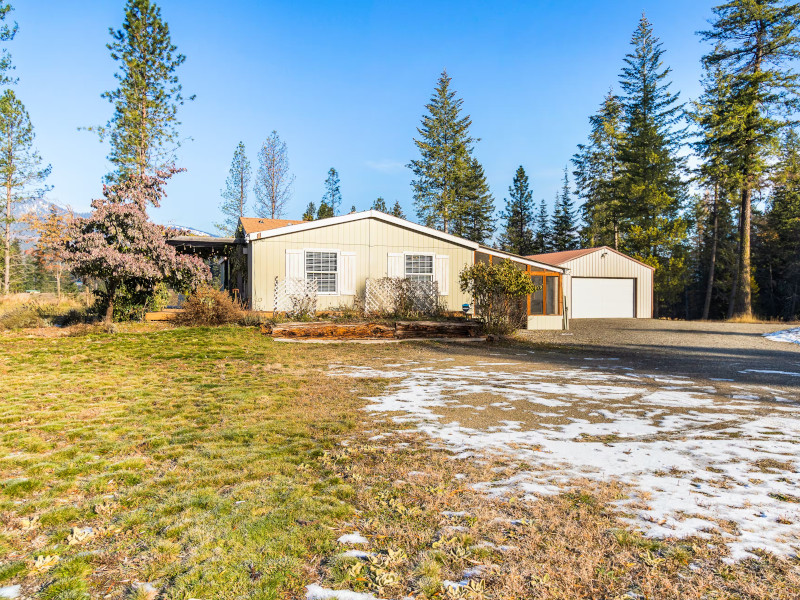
[561,251,653,318]
[249,218,474,311]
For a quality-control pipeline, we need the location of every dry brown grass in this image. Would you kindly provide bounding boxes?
[314,430,800,600]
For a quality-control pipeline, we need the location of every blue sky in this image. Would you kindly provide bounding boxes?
[14,1,714,234]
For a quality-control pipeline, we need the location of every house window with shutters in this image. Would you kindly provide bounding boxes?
[305,251,338,294]
[404,253,434,281]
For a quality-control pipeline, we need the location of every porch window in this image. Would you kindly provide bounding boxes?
[305,251,338,294]
[528,272,561,315]
[405,254,434,281]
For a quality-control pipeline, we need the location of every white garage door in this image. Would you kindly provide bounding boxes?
[571,278,635,318]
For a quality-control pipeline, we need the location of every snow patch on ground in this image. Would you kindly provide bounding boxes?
[331,362,800,561]
[764,327,800,346]
[337,532,369,545]
[306,584,383,600]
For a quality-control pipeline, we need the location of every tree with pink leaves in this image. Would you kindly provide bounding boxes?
[65,167,209,322]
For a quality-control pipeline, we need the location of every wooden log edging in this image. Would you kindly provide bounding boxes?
[262,320,482,340]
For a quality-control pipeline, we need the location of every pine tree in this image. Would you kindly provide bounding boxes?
[254,130,294,219]
[320,167,341,216]
[532,198,551,255]
[0,90,50,295]
[551,168,578,251]
[573,91,625,248]
[390,200,406,219]
[97,0,191,180]
[349,205,356,213]
[371,197,388,212]
[302,202,316,221]
[409,70,476,233]
[498,166,535,255]
[215,141,250,235]
[755,129,800,319]
[0,2,16,87]
[618,14,689,316]
[451,157,495,243]
[316,201,334,219]
[692,51,739,319]
[700,0,800,318]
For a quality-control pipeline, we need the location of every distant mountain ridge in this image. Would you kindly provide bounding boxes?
[11,198,212,248]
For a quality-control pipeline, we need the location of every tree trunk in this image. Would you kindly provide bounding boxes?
[727,212,742,320]
[3,182,9,295]
[735,184,753,318]
[104,281,117,323]
[702,184,720,320]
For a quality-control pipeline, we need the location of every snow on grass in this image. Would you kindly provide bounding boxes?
[764,327,800,346]
[331,362,800,561]
[337,532,369,545]
[305,584,383,600]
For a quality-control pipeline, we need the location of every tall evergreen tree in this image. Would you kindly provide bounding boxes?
[0,90,50,295]
[409,70,475,233]
[97,0,191,180]
[755,129,800,318]
[215,141,250,235]
[700,0,800,318]
[451,157,495,243]
[0,2,16,87]
[371,197,388,212]
[532,198,551,255]
[254,130,294,219]
[390,200,406,219]
[551,168,579,251]
[302,202,316,221]
[618,14,689,316]
[692,51,739,319]
[573,91,625,248]
[320,167,341,216]
[499,166,535,255]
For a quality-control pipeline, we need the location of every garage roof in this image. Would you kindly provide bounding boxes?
[527,246,654,270]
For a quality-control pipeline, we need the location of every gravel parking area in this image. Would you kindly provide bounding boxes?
[518,319,800,387]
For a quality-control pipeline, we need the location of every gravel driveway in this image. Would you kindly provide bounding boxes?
[518,319,800,388]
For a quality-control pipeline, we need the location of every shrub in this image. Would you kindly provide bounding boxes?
[459,259,538,334]
[174,285,242,326]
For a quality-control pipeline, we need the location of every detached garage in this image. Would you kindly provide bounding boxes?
[527,247,653,319]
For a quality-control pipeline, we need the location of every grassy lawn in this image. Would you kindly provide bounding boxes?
[1,326,798,599]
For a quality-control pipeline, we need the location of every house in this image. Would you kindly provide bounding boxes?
[170,213,651,329]
[229,210,567,328]
[527,247,654,319]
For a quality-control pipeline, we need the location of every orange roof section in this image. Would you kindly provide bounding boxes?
[526,246,655,270]
[239,217,304,235]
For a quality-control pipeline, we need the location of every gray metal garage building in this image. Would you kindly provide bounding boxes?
[527,247,654,319]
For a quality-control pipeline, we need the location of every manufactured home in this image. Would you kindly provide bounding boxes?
[169,212,652,329]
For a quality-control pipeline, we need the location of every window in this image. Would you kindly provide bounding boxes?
[528,272,561,316]
[405,254,434,281]
[305,251,338,294]
[546,275,559,315]
[530,276,544,314]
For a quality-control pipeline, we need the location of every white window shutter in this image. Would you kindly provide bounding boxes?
[387,253,404,278]
[435,255,449,295]
[285,249,304,280]
[341,252,356,295]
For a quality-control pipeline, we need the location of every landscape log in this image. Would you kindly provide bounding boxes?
[269,321,396,339]
[394,320,482,339]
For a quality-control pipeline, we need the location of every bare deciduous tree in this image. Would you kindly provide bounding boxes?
[254,130,294,219]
